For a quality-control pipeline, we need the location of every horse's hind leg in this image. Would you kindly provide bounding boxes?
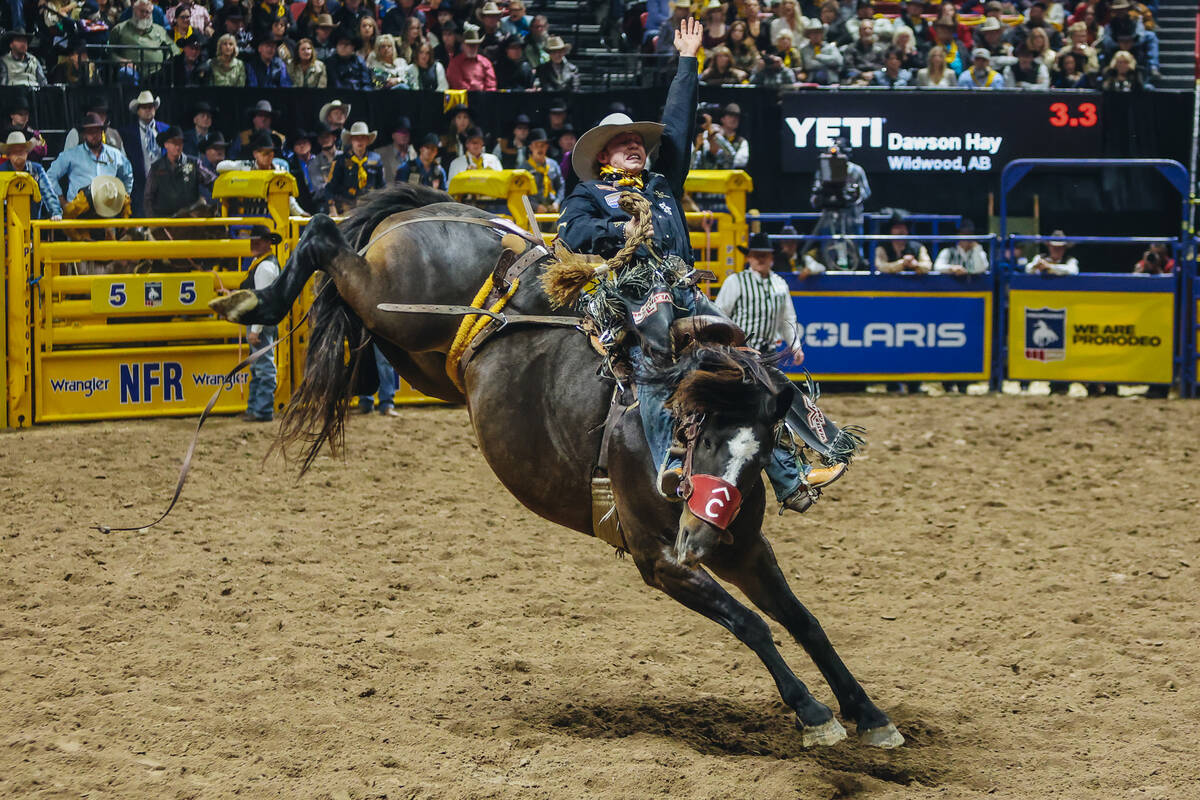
[210,214,348,325]
[635,553,848,748]
[707,536,904,748]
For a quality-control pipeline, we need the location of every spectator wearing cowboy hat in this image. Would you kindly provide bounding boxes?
[145,126,204,217]
[493,113,533,169]
[5,97,49,165]
[327,121,384,213]
[447,126,501,181]
[62,99,121,153]
[197,132,228,200]
[799,17,842,85]
[287,128,326,213]
[181,101,213,158]
[398,133,448,189]
[318,98,352,140]
[1025,229,1079,276]
[0,28,47,87]
[108,0,177,70]
[535,35,578,93]
[656,1,691,58]
[522,128,563,213]
[476,1,505,62]
[933,219,990,275]
[119,90,171,216]
[49,40,103,88]
[313,122,339,185]
[232,100,287,159]
[47,113,135,214]
[692,102,748,170]
[931,17,967,75]
[0,132,63,219]
[772,223,826,277]
[975,17,1016,70]
[247,30,293,86]
[957,48,1006,88]
[325,28,374,89]
[873,212,932,274]
[447,24,496,90]
[495,34,536,90]
[160,31,212,87]
[252,0,293,39]
[310,13,338,60]
[375,117,416,184]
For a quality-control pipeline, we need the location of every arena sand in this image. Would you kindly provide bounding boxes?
[1,396,1196,799]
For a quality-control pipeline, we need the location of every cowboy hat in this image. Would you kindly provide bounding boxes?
[1047,229,1070,247]
[341,121,378,147]
[978,17,1002,32]
[128,90,160,111]
[249,99,275,118]
[0,130,34,154]
[462,24,484,44]
[739,232,775,255]
[2,27,32,44]
[78,111,106,129]
[314,12,335,27]
[246,129,281,154]
[199,131,229,151]
[476,0,502,18]
[529,127,549,143]
[156,125,185,146]
[571,112,663,182]
[319,99,351,124]
[544,35,571,52]
[90,176,128,218]
[971,48,991,61]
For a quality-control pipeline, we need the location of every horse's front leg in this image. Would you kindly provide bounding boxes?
[634,551,848,748]
[707,534,904,748]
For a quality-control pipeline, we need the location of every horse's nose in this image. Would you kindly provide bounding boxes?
[674,508,731,567]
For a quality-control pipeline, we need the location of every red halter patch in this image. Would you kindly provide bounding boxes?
[685,474,743,531]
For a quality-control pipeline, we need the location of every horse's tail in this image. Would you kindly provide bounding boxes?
[273,275,366,475]
[274,185,451,474]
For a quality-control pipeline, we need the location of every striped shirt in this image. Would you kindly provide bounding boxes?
[713,269,800,353]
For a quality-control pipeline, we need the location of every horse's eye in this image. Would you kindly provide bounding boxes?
[702,437,712,449]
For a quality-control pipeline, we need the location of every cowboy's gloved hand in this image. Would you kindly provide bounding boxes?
[674,17,702,58]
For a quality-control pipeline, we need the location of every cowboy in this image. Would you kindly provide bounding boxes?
[556,19,842,511]
[375,117,416,184]
[447,126,501,180]
[535,35,578,93]
[241,225,285,422]
[63,100,120,152]
[522,128,563,213]
[59,176,133,239]
[0,131,63,219]
[119,90,171,215]
[47,113,135,217]
[182,101,213,157]
[715,233,807,360]
[288,129,325,214]
[397,134,447,189]
[197,132,228,200]
[476,0,505,61]
[325,29,373,89]
[0,28,48,87]
[232,100,287,159]
[447,24,496,90]
[318,98,351,141]
[217,129,310,217]
[326,121,384,213]
[161,31,212,87]
[957,48,1005,88]
[145,126,204,217]
[247,30,292,86]
[5,96,49,164]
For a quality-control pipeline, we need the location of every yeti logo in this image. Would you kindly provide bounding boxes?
[1025,308,1065,362]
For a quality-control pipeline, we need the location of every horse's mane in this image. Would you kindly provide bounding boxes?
[339,183,454,249]
[645,345,785,418]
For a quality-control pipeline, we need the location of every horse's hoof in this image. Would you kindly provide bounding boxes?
[799,717,847,748]
[860,722,905,749]
[209,290,258,322]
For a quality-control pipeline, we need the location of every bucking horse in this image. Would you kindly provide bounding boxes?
[209,184,904,749]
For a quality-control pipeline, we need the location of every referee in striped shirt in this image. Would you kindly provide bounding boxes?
[714,232,808,362]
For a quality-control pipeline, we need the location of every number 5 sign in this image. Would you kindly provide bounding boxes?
[90,275,215,315]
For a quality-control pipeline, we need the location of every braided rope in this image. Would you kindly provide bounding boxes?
[443,276,521,392]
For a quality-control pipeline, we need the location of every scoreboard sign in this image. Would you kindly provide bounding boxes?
[781,91,1103,174]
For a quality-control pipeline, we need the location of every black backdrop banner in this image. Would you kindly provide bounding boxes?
[2,86,1192,232]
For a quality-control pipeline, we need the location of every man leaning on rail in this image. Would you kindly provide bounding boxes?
[555,17,845,514]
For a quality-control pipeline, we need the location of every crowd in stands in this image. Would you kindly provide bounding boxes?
[0,0,1164,91]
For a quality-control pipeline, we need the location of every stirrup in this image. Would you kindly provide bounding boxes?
[780,486,818,514]
[656,465,684,502]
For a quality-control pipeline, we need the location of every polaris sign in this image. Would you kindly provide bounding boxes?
[780,91,1103,174]
[780,284,992,379]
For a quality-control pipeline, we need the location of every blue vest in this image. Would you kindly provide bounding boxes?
[559,171,692,263]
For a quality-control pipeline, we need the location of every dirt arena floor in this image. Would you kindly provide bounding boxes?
[2,394,1197,799]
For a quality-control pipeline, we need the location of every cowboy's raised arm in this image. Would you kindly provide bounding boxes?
[658,18,701,200]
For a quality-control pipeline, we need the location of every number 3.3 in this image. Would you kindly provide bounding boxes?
[1049,102,1098,128]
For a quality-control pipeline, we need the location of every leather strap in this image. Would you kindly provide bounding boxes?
[376,303,579,329]
[596,385,631,473]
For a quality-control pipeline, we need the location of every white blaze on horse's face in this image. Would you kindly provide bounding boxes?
[721,427,760,485]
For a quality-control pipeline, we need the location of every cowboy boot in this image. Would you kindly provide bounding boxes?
[781,463,847,513]
[656,444,687,501]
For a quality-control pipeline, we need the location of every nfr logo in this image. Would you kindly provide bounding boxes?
[119,362,185,403]
[1024,308,1066,362]
[785,116,886,150]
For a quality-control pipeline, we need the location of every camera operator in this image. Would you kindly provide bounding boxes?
[1134,243,1174,275]
[691,102,749,211]
[807,137,870,270]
